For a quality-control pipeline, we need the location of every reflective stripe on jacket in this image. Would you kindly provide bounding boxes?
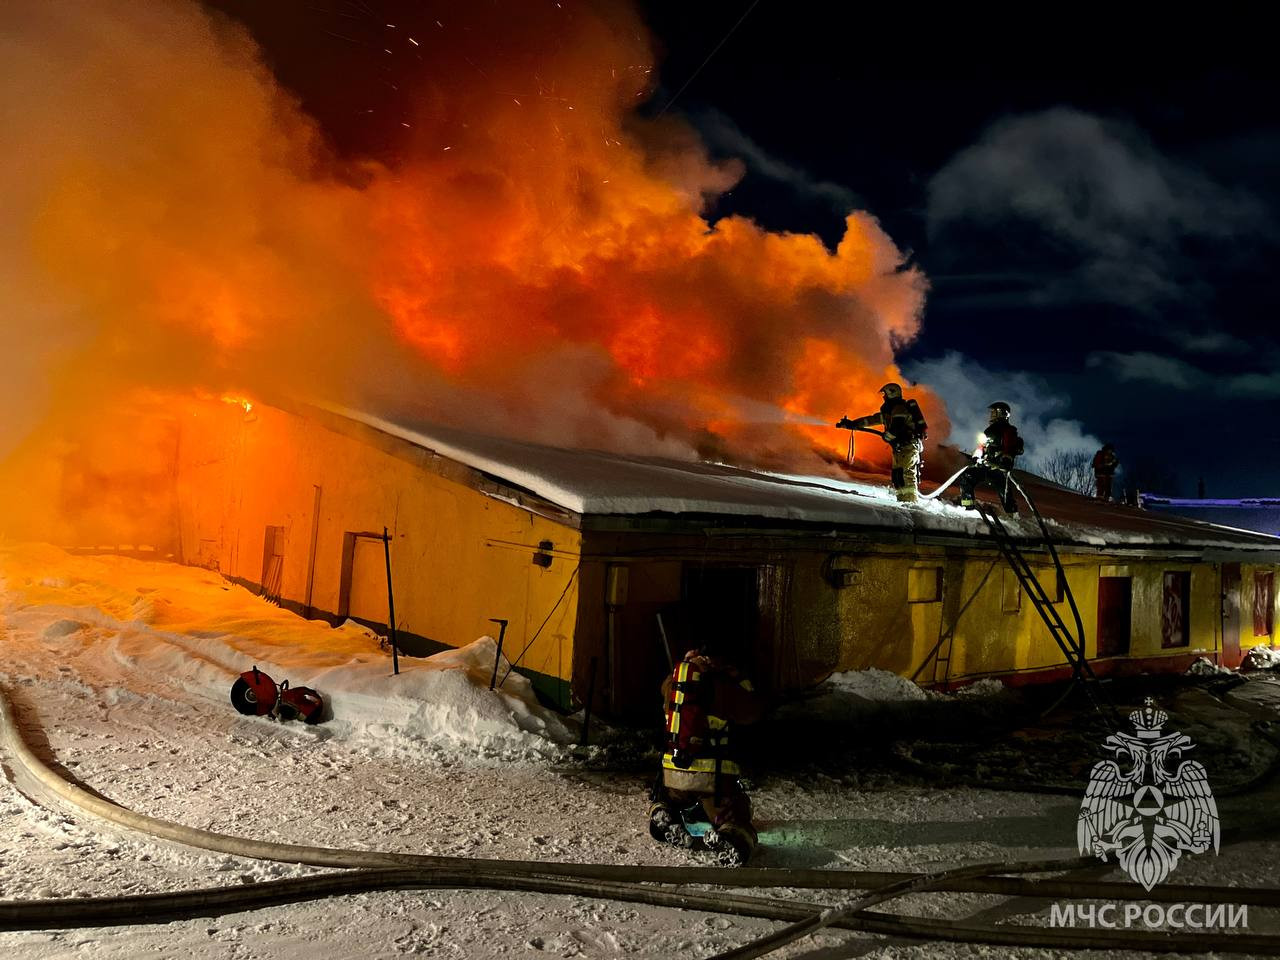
[662,653,753,779]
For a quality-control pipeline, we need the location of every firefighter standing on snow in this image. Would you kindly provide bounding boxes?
[959,401,1024,513]
[836,382,929,502]
[1093,443,1120,501]
[648,646,762,865]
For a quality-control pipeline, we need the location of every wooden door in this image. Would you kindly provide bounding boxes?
[1221,563,1242,667]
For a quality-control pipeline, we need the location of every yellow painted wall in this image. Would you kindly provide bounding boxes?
[826,549,1243,684]
[175,401,581,700]
[827,548,954,678]
[781,555,842,684]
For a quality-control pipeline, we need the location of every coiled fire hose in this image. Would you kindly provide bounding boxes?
[5,687,1280,953]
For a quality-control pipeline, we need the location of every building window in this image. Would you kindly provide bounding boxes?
[1161,572,1190,649]
[1255,571,1275,637]
[907,567,942,603]
[1097,576,1132,657]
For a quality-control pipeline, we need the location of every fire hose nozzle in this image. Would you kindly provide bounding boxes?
[835,417,855,430]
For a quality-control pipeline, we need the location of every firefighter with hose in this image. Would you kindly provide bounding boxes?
[836,382,928,502]
[647,644,762,865]
[959,401,1024,513]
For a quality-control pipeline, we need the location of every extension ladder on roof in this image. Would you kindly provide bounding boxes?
[974,479,1118,726]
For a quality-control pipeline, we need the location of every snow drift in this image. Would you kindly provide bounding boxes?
[0,543,576,762]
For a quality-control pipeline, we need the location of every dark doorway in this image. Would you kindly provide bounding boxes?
[1097,576,1132,658]
[680,565,767,685]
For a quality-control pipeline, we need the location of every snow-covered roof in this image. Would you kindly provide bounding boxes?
[1139,495,1280,542]
[1142,496,1280,508]
[325,405,1280,556]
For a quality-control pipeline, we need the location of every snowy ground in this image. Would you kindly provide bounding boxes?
[2,543,1280,958]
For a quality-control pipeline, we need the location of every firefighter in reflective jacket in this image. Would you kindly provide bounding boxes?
[959,401,1024,513]
[647,648,763,865]
[836,382,928,502]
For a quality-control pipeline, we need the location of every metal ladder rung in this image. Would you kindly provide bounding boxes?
[976,500,1114,721]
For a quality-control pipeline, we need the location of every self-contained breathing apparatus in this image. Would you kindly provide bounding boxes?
[665,653,711,771]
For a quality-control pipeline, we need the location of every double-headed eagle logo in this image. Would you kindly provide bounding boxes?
[1078,699,1219,891]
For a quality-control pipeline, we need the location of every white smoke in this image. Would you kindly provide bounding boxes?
[904,351,1099,467]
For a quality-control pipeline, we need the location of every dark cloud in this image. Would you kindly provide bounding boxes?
[926,108,1271,313]
[1089,349,1280,398]
[1229,372,1280,398]
[1086,351,1205,390]
[1179,330,1256,355]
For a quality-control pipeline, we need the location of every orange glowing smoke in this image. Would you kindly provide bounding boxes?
[364,2,943,466]
[2,0,944,495]
[0,391,183,550]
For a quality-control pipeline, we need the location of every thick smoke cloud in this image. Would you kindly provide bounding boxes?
[1,2,406,445]
[1,0,936,545]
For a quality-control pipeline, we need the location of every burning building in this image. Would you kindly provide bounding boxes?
[145,396,1280,719]
[7,4,1280,722]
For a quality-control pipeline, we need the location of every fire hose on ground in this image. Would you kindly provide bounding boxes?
[4,688,1280,953]
[3,675,1266,891]
[4,863,1280,954]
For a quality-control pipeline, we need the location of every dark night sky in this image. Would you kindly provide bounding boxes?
[206,1,1280,497]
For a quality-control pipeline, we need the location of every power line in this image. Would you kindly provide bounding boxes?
[498,564,581,688]
[656,0,763,118]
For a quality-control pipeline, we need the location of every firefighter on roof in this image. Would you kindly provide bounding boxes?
[1093,443,1120,501]
[959,401,1024,513]
[836,382,929,502]
[647,646,762,865]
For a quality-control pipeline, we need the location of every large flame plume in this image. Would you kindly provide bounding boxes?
[0,0,941,544]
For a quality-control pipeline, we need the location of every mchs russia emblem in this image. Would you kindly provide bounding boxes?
[1078,699,1220,891]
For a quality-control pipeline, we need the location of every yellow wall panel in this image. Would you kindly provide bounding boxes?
[176,401,581,693]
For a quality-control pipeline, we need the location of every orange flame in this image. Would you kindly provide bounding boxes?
[3,0,947,504]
